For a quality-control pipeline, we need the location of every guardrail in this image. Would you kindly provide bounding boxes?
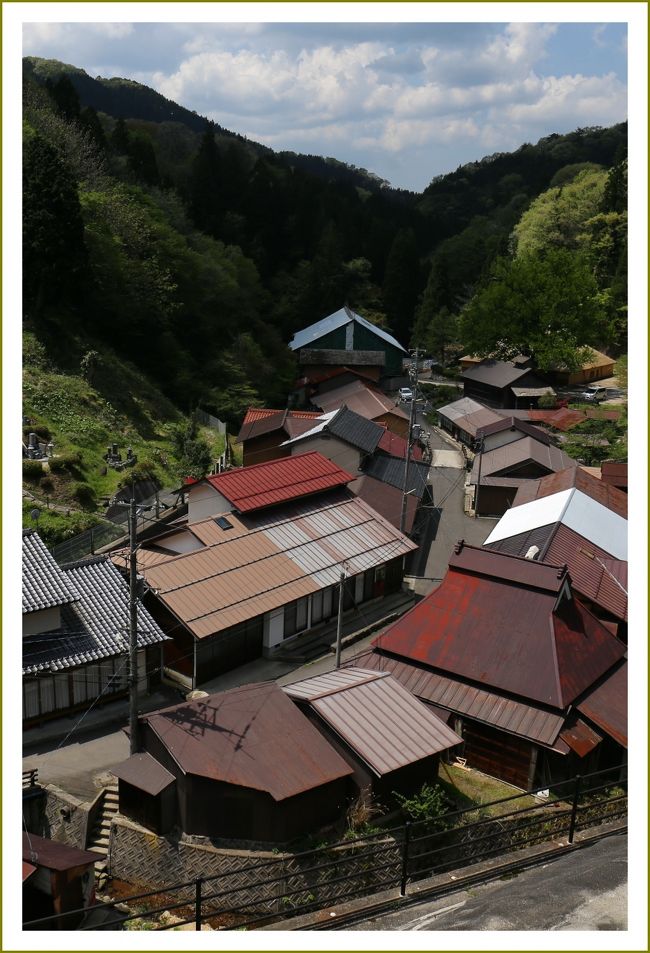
[22,765,626,932]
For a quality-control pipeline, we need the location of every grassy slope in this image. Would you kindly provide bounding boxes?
[22,331,224,546]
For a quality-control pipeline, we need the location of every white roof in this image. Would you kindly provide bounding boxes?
[280,411,335,446]
[437,397,487,421]
[290,306,407,354]
[484,488,627,560]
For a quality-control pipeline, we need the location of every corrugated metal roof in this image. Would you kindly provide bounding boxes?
[544,525,628,622]
[377,429,424,461]
[577,660,627,748]
[511,466,627,517]
[511,386,555,398]
[22,530,79,613]
[462,360,533,387]
[314,380,409,422]
[437,397,489,422]
[601,461,628,488]
[204,452,354,512]
[111,752,176,795]
[142,682,354,800]
[558,718,602,757]
[126,492,417,639]
[362,455,429,498]
[484,488,627,560]
[351,475,418,533]
[370,547,626,709]
[285,667,461,775]
[451,408,505,438]
[290,305,407,354]
[470,438,577,482]
[23,554,168,674]
[22,832,98,871]
[348,652,565,748]
[236,408,321,444]
[448,544,566,592]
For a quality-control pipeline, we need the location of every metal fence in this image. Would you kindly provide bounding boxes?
[51,521,129,565]
[22,766,626,932]
[194,408,226,435]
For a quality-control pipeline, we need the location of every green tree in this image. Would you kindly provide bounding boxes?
[460,250,607,371]
[382,227,421,344]
[111,117,130,154]
[127,130,160,186]
[23,134,87,316]
[79,105,107,151]
[188,124,222,235]
[46,75,80,122]
[512,168,607,256]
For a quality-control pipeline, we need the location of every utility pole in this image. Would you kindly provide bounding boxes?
[128,497,140,754]
[335,569,346,669]
[474,436,484,519]
[400,348,419,534]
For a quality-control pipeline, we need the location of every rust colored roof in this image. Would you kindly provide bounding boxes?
[601,461,628,489]
[203,452,354,512]
[351,475,418,533]
[372,546,626,709]
[314,379,409,421]
[577,661,627,748]
[544,525,628,622]
[111,752,176,795]
[23,861,37,883]
[349,651,565,748]
[284,668,461,775]
[511,466,627,517]
[22,833,98,871]
[236,408,321,443]
[377,429,423,461]
[525,409,586,431]
[119,492,416,639]
[141,683,354,801]
[558,717,602,757]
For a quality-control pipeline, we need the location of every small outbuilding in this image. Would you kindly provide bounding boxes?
[22,833,98,929]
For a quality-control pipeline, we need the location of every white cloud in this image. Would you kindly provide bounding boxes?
[505,72,627,124]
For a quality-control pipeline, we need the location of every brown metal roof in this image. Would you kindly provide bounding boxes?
[370,546,626,709]
[511,466,627,517]
[577,661,627,748]
[452,408,505,439]
[23,862,37,883]
[462,360,533,387]
[236,409,321,444]
[558,718,602,757]
[476,417,552,445]
[111,752,176,795]
[348,652,565,748]
[314,379,409,421]
[601,461,628,489]
[142,682,354,801]
[544,525,628,622]
[470,437,577,482]
[22,833,98,871]
[124,492,416,639]
[284,668,461,775]
[351,474,418,533]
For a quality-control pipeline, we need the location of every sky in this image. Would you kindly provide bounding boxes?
[20,10,630,192]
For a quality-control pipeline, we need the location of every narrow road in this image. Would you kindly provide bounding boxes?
[346,834,627,931]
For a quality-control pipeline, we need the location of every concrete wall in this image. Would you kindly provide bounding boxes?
[290,435,361,474]
[188,484,232,523]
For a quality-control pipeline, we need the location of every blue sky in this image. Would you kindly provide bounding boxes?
[22,15,628,192]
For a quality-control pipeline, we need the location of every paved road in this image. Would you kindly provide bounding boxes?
[347,834,627,931]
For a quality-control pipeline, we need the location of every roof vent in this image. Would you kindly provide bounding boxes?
[525,545,540,560]
[214,516,233,531]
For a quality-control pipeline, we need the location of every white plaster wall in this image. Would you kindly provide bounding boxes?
[188,484,233,523]
[263,607,285,650]
[291,436,361,474]
[23,605,61,637]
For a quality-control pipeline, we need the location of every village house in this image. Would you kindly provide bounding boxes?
[436,396,505,445]
[547,349,616,387]
[351,543,627,789]
[283,667,461,800]
[22,531,167,726]
[112,453,416,687]
[290,304,408,380]
[462,359,555,409]
[309,377,410,438]
[235,407,322,467]
[483,467,628,639]
[111,682,355,842]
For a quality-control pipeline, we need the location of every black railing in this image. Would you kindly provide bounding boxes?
[22,766,626,932]
[22,768,39,789]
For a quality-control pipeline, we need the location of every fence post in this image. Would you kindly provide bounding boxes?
[568,774,582,844]
[400,821,411,897]
[195,877,202,930]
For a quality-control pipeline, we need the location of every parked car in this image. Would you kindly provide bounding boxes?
[398,387,413,402]
[581,385,609,402]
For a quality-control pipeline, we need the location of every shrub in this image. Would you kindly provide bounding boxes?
[394,782,454,828]
[71,481,96,509]
[23,424,51,441]
[537,394,558,409]
[40,476,55,495]
[23,459,44,481]
[49,451,83,474]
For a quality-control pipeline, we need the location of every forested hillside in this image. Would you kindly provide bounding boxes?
[23,56,627,426]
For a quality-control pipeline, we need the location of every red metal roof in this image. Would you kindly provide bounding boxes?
[558,718,602,757]
[377,429,424,460]
[544,524,628,621]
[511,466,627,517]
[577,661,627,748]
[141,682,354,801]
[204,451,354,512]
[349,651,565,748]
[372,547,626,709]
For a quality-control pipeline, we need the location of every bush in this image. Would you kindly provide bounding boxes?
[71,481,97,509]
[23,424,51,441]
[394,782,454,828]
[537,394,558,409]
[40,476,55,495]
[49,451,83,474]
[23,459,44,481]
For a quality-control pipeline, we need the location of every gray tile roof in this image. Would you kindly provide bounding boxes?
[362,455,430,499]
[22,529,79,613]
[22,549,168,674]
[326,407,384,454]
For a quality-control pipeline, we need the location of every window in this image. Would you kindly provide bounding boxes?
[214,516,233,530]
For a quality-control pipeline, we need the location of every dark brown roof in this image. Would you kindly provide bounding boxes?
[476,416,552,445]
[236,409,321,444]
[22,833,98,871]
[577,661,627,748]
[601,461,628,489]
[544,525,628,622]
[111,752,176,795]
[351,474,418,533]
[141,682,354,801]
[462,360,541,388]
[511,466,627,517]
[349,651,565,748]
[372,545,626,710]
[469,438,577,482]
